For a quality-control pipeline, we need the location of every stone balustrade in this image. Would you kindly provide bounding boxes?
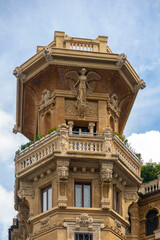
[113,134,141,176]
[139,177,160,195]
[53,31,111,53]
[15,130,141,177]
[69,136,103,152]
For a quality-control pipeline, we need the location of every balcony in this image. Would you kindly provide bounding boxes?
[15,126,141,177]
[139,176,160,195]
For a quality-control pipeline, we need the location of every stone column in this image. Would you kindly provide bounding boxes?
[68,121,74,133]
[57,160,69,208]
[88,122,95,135]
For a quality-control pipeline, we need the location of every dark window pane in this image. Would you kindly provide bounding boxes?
[146,210,158,236]
[75,233,93,240]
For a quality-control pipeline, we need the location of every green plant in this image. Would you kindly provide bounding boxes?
[15,149,20,155]
[141,162,160,183]
[114,132,141,160]
[20,141,34,150]
[39,134,46,138]
[47,127,57,134]
[35,135,41,141]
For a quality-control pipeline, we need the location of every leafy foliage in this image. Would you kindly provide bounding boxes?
[141,162,160,183]
[18,127,57,153]
[47,127,57,134]
[114,132,141,161]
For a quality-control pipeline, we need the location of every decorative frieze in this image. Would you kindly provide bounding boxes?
[65,100,98,119]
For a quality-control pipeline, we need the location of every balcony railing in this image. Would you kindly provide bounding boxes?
[139,178,160,195]
[15,130,141,176]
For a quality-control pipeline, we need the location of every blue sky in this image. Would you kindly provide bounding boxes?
[0,0,160,238]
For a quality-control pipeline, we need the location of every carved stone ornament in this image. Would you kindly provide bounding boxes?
[110,94,118,108]
[58,196,67,208]
[115,219,121,231]
[57,166,69,180]
[58,123,69,151]
[124,187,139,202]
[43,46,53,61]
[65,100,98,119]
[124,191,139,203]
[13,124,21,134]
[63,214,104,240]
[103,126,113,139]
[13,66,26,82]
[107,94,121,119]
[41,89,51,106]
[134,79,146,92]
[40,217,50,229]
[76,214,93,230]
[17,182,35,199]
[17,202,29,221]
[101,168,113,182]
[66,68,101,118]
[101,198,110,210]
[103,127,113,153]
[116,53,127,69]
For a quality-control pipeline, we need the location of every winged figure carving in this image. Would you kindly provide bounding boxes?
[66,68,101,116]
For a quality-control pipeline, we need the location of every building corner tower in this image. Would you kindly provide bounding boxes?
[9,31,145,240]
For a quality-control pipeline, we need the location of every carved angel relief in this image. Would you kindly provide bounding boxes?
[66,68,101,117]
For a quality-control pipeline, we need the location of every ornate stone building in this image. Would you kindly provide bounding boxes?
[9,31,160,240]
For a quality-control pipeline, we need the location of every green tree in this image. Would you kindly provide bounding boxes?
[141,162,160,183]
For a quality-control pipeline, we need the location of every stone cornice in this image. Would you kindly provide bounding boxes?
[15,47,142,92]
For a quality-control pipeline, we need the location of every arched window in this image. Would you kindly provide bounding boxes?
[110,116,115,131]
[146,209,158,236]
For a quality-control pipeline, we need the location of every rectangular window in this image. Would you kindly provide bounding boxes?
[75,233,93,240]
[113,184,120,213]
[75,183,91,207]
[42,185,52,212]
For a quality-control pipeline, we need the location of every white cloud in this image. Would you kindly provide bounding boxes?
[128,131,160,163]
[0,185,16,239]
[0,108,27,163]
